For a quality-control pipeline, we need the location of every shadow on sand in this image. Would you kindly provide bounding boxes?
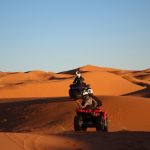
[53,131,150,150]
[0,97,76,132]
[122,85,150,98]
[0,97,150,150]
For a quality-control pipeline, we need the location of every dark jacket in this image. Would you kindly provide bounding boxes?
[73,76,85,86]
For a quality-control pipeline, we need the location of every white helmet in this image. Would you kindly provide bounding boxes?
[82,90,89,100]
[88,88,93,94]
[76,71,81,78]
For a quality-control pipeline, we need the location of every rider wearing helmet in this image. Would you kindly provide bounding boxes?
[81,90,98,109]
[73,71,85,87]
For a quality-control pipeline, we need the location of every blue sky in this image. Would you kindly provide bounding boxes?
[0,0,150,72]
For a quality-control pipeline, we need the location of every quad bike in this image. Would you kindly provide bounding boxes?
[74,106,108,132]
[69,83,93,99]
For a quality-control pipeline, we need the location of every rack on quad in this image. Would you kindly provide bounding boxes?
[74,106,108,132]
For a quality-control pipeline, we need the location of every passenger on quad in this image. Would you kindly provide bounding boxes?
[81,91,102,109]
[73,71,85,87]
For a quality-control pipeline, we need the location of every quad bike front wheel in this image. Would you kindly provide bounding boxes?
[96,114,108,132]
[74,115,87,131]
[74,115,83,131]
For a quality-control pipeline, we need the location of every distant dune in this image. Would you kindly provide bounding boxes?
[124,86,150,98]
[82,71,143,96]
[111,68,150,86]
[79,64,121,72]
[0,65,145,98]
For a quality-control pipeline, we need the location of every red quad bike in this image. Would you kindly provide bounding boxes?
[74,106,108,132]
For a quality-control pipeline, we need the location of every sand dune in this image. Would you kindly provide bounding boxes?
[111,68,150,87]
[0,132,150,150]
[124,86,150,98]
[0,96,150,132]
[0,65,150,150]
[81,65,150,97]
[79,64,121,72]
[0,68,143,98]
[80,65,150,87]
[0,71,73,98]
[0,71,54,84]
[59,64,121,74]
[0,95,150,150]
[82,71,143,96]
[61,65,150,97]
[0,79,71,98]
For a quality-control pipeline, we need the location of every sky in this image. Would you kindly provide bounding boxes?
[0,0,150,72]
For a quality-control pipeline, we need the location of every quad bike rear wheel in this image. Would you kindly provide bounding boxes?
[69,89,81,99]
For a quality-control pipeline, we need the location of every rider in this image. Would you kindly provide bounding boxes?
[81,91,99,109]
[73,71,85,87]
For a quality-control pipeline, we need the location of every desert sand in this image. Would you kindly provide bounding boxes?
[0,65,150,150]
[0,66,144,98]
